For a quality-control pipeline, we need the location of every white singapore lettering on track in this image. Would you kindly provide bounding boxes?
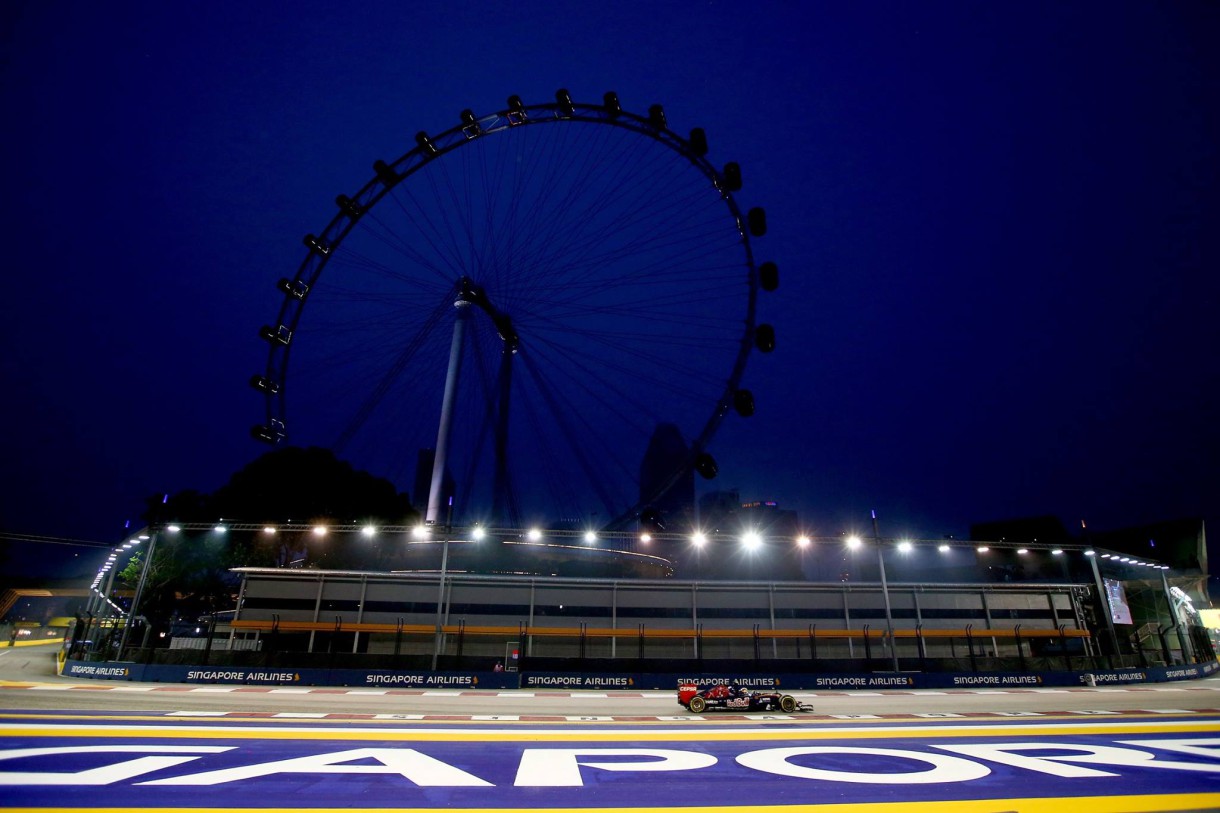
[934,741,1220,778]
[514,749,717,786]
[0,746,233,785]
[143,748,492,787]
[736,746,990,784]
[3,739,1220,787]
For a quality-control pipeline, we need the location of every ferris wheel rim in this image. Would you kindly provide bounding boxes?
[255,90,769,531]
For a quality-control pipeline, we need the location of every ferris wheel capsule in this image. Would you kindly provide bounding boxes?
[255,91,772,531]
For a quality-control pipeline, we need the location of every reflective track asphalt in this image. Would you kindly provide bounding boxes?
[3,649,1219,811]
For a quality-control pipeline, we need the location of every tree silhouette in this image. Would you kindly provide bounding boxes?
[210,446,416,570]
[133,447,417,630]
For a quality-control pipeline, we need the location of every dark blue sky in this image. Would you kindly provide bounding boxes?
[2,2,1217,577]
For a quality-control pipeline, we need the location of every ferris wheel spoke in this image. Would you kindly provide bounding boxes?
[332,290,455,451]
[524,344,712,464]
[516,349,635,522]
[450,326,500,513]
[520,130,670,283]
[514,294,741,348]
[338,214,458,287]
[517,178,695,292]
[489,128,676,305]
[387,182,470,282]
[543,239,744,308]
[524,194,732,301]
[524,338,656,437]
[418,159,476,278]
[258,93,765,533]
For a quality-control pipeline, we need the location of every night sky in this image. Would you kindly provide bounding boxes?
[2,2,1217,579]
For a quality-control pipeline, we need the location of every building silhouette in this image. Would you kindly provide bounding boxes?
[682,490,802,580]
[638,423,694,534]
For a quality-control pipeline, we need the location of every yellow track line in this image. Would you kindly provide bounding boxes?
[2,719,1218,742]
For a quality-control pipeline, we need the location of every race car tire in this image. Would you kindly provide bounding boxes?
[688,695,706,713]
[779,694,797,713]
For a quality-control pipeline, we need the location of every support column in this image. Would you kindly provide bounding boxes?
[1162,569,1193,664]
[843,589,853,659]
[427,297,472,524]
[354,576,368,654]
[492,346,514,525]
[611,583,618,660]
[118,529,159,656]
[768,584,777,659]
[1087,553,1122,663]
[872,511,899,671]
[308,578,324,653]
[691,584,699,660]
[981,591,997,658]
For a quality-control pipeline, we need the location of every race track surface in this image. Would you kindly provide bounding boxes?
[3,649,1219,811]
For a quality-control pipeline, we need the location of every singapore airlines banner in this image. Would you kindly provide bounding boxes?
[59,659,1220,689]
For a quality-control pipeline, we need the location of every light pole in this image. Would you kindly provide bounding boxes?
[431,496,454,671]
[87,533,147,659]
[118,527,160,657]
[1085,550,1123,664]
[1162,569,1194,664]
[872,511,900,672]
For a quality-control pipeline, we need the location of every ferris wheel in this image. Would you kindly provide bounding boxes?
[253,89,777,533]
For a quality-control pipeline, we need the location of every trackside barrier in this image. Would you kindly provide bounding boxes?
[110,619,1111,674]
[59,658,1220,690]
[59,660,519,689]
[218,619,1092,651]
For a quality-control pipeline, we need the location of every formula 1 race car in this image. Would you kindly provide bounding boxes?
[678,683,810,714]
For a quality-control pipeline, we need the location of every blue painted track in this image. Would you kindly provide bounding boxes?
[2,711,1220,810]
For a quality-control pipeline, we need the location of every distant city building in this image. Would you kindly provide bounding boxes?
[740,500,800,538]
[638,423,694,533]
[697,489,741,534]
[681,491,802,581]
[960,515,1081,583]
[970,515,1073,546]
